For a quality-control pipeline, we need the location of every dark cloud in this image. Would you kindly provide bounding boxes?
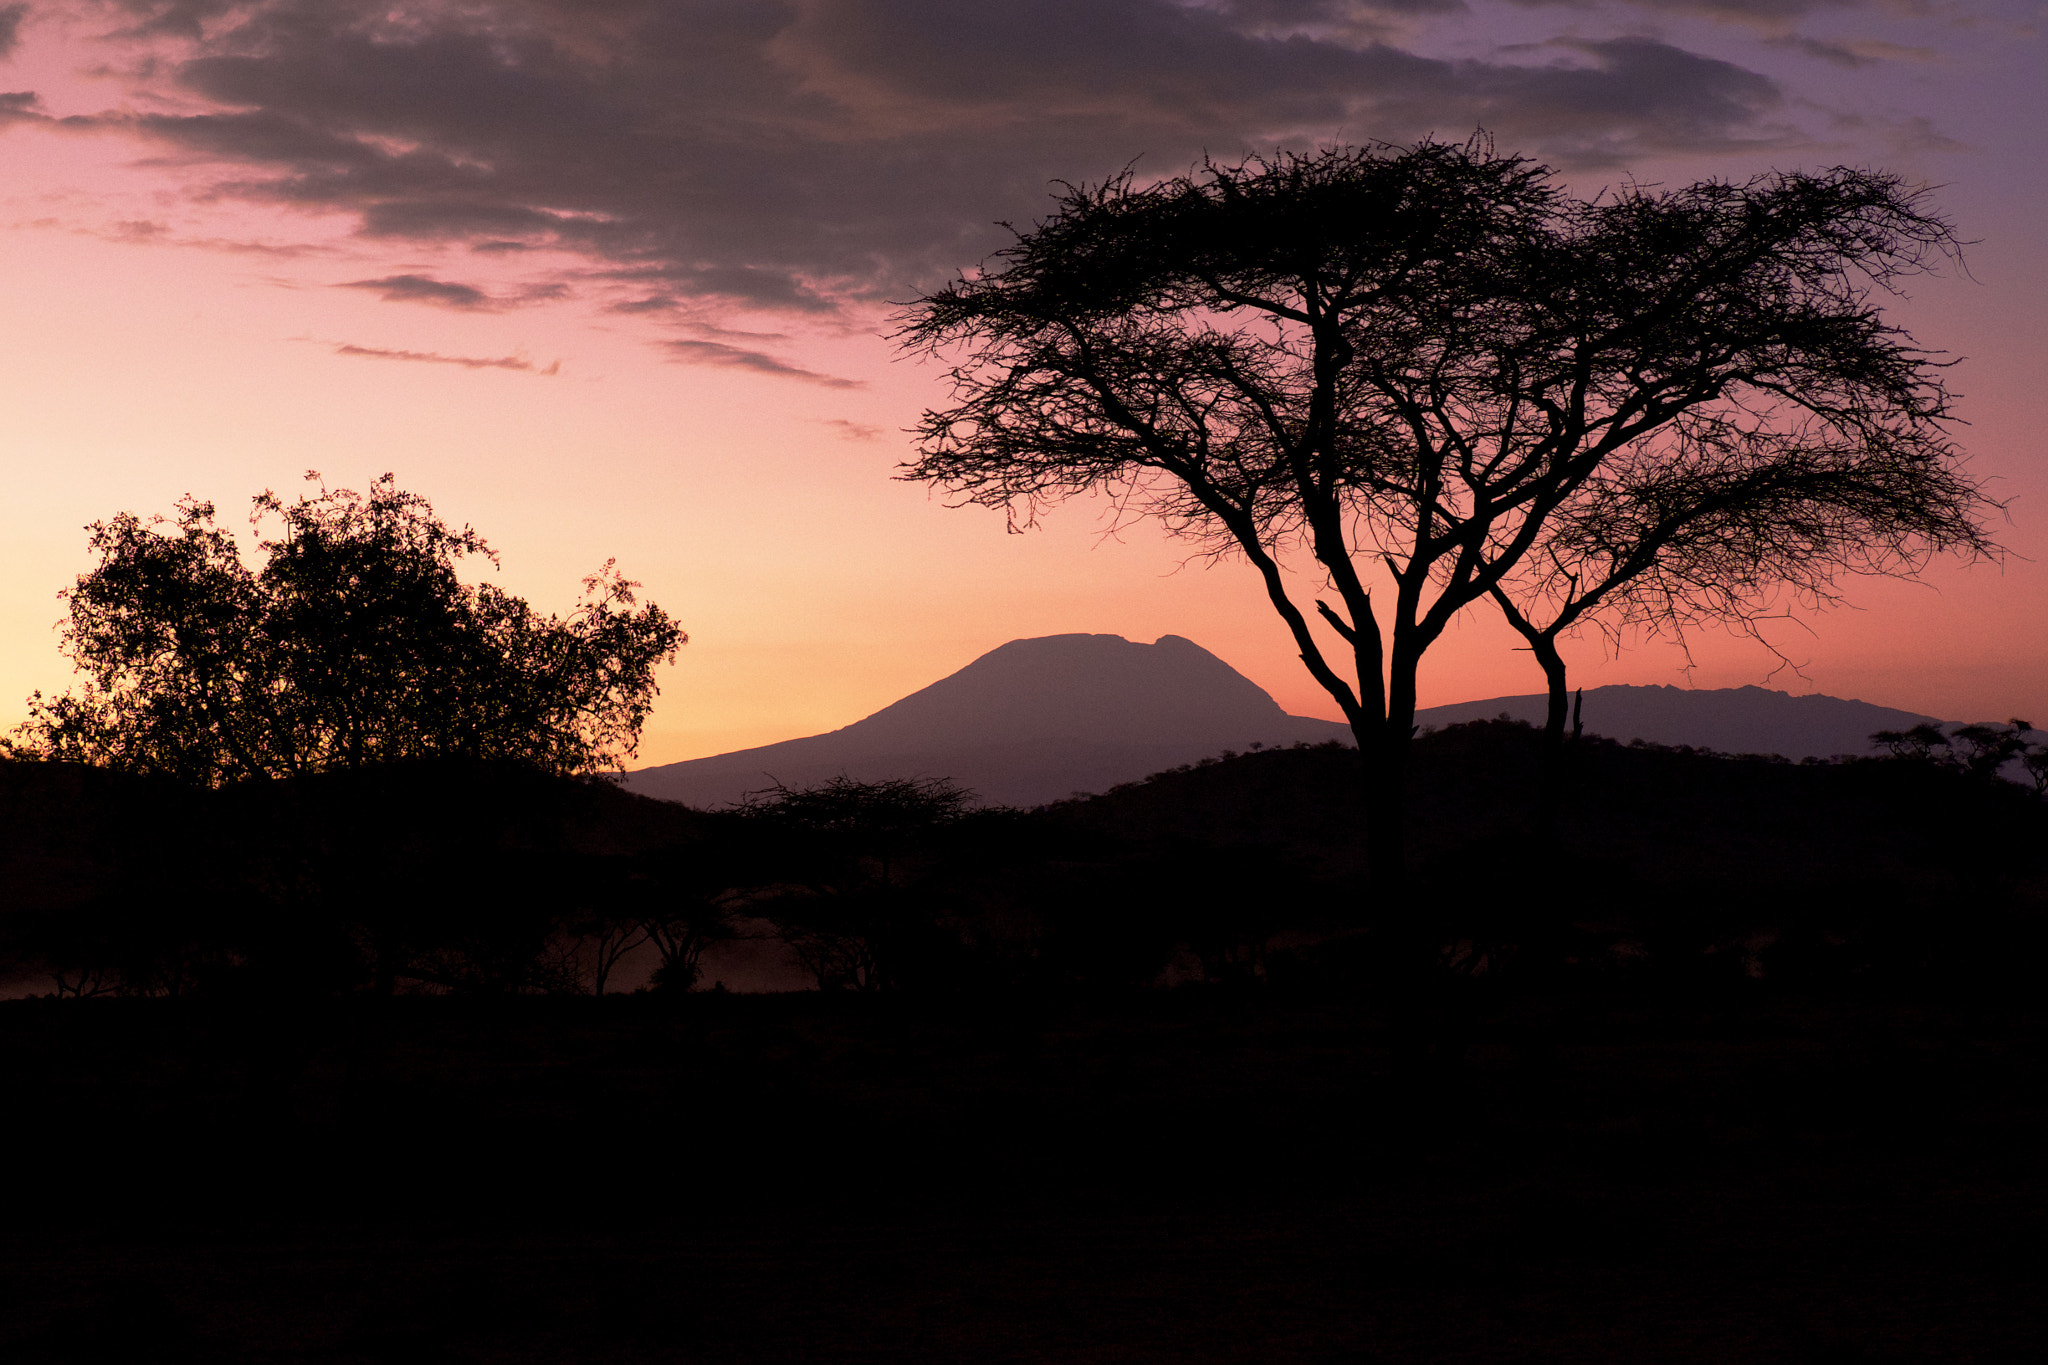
[664,339,862,389]
[1457,38,1788,164]
[69,1,1816,336]
[0,90,45,126]
[818,417,884,441]
[340,273,496,309]
[334,341,557,372]
[0,6,27,60]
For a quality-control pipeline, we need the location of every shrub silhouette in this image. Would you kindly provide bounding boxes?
[12,473,683,782]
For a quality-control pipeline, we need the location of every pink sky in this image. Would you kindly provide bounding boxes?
[1,1,2041,766]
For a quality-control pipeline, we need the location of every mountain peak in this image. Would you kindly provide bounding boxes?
[843,632,1294,750]
[623,633,1349,808]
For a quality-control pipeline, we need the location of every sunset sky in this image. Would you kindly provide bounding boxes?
[1,0,2041,767]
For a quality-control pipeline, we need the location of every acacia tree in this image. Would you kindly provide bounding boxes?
[1872,718,2043,786]
[16,473,684,783]
[1480,423,1993,834]
[900,139,1992,889]
[1487,429,1992,757]
[744,776,971,991]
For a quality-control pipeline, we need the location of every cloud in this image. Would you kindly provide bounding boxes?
[339,273,496,309]
[1769,35,1938,66]
[1504,0,1857,27]
[59,1,1849,325]
[665,338,863,389]
[334,273,562,309]
[333,342,558,372]
[10,209,336,255]
[1459,38,1792,164]
[0,6,25,61]
[818,417,884,441]
[0,89,45,126]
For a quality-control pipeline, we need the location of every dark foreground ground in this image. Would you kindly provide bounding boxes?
[5,986,2045,1363]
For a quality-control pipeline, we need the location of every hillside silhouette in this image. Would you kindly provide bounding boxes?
[3,630,2042,1362]
[0,758,721,999]
[4,723,2046,1361]
[9,717,2042,1002]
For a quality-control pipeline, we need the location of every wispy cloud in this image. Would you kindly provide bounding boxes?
[666,339,862,389]
[333,342,559,373]
[818,417,884,441]
[13,211,338,256]
[336,272,570,310]
[1769,35,1939,67]
[339,274,496,310]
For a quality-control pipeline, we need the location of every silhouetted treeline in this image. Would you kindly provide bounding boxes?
[0,759,730,998]
[6,728,2048,1362]
[6,720,2044,1005]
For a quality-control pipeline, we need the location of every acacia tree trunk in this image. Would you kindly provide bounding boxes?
[1358,728,1409,903]
[1486,588,1574,841]
[1527,630,1572,842]
[1363,643,1423,969]
[1358,674,1456,1094]
[1533,633,1570,754]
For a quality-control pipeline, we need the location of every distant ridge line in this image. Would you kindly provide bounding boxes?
[624,633,1956,809]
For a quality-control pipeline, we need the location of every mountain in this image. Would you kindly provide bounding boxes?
[620,634,1352,809]
[1415,684,1943,763]
[622,632,1953,809]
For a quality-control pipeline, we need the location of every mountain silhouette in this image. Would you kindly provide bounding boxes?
[622,633,1954,809]
[1418,683,1944,762]
[621,633,1351,808]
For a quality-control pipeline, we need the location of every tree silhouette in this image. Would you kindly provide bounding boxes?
[1872,718,2043,787]
[743,775,971,991]
[1488,431,1991,759]
[627,849,743,993]
[901,138,1991,890]
[13,474,684,782]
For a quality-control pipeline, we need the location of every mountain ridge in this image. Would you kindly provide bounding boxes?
[621,633,1952,809]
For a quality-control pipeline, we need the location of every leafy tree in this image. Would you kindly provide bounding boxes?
[901,138,1992,889]
[14,474,684,783]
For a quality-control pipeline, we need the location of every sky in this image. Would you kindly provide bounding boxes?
[0,0,2041,767]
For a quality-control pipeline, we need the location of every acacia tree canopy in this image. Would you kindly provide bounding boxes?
[900,138,1994,884]
[15,474,685,784]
